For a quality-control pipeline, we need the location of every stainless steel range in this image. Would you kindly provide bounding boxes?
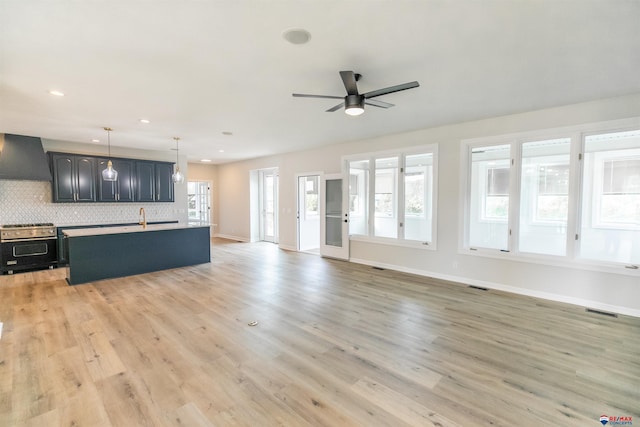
[0,223,58,274]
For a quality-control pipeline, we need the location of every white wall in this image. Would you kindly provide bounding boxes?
[216,93,640,316]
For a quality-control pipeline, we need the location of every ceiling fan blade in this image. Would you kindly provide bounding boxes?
[292,93,344,99]
[326,102,344,112]
[339,71,359,96]
[365,99,394,108]
[363,81,419,99]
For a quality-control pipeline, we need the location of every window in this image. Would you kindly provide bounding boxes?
[374,157,398,238]
[347,146,437,246]
[536,164,570,221]
[304,176,319,218]
[463,124,640,268]
[348,160,369,236]
[468,144,510,250]
[485,166,510,219]
[519,138,570,256]
[404,153,433,242]
[601,158,640,223]
[580,130,640,264]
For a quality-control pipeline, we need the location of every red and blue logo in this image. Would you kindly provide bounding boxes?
[600,415,633,426]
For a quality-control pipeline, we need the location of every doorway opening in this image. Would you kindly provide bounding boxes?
[297,174,321,253]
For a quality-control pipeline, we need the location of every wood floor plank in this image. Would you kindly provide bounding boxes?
[96,371,165,427]
[167,402,216,427]
[0,238,638,426]
[352,376,460,427]
[74,318,126,382]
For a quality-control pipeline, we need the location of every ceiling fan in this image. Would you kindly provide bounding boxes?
[292,70,419,116]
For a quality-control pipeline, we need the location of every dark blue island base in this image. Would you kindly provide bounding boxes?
[64,225,210,285]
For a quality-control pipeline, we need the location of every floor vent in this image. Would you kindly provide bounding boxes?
[586,308,618,318]
[469,285,489,291]
[372,266,385,271]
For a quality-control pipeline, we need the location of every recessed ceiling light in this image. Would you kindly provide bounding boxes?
[139,119,150,124]
[219,149,225,153]
[91,139,100,143]
[222,131,232,136]
[283,28,311,45]
[49,90,65,97]
[201,159,212,162]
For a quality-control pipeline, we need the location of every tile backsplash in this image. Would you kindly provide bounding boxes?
[0,180,180,226]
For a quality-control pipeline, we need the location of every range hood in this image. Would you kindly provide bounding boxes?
[0,134,52,181]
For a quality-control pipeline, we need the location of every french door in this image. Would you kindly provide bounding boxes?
[320,173,349,259]
[187,181,211,225]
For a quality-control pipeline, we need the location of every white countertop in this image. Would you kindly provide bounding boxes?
[63,223,208,237]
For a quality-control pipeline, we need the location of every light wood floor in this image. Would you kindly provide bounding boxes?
[1,238,638,426]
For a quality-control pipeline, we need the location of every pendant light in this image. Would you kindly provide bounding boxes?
[101,127,118,181]
[172,137,184,183]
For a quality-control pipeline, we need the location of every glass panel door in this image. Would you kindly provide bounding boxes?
[320,173,349,259]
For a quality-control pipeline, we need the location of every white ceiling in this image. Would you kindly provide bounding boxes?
[1,1,639,164]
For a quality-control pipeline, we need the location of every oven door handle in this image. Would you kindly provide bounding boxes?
[1,236,58,243]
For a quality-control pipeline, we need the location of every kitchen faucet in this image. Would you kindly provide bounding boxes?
[139,207,147,229]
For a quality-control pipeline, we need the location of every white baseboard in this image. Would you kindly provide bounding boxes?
[214,234,250,242]
[278,244,297,252]
[349,257,640,318]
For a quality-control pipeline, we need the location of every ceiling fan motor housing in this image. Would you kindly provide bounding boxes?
[345,94,365,109]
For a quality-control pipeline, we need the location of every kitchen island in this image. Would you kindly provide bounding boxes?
[63,223,210,285]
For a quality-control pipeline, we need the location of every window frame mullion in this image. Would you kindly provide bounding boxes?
[509,141,520,254]
[397,154,406,240]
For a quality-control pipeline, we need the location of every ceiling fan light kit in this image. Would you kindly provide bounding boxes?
[344,95,365,116]
[293,70,419,116]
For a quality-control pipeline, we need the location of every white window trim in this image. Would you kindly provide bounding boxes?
[460,116,640,276]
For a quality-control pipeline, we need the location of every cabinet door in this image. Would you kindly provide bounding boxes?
[75,157,97,202]
[98,158,135,202]
[51,154,76,202]
[115,159,135,202]
[155,162,175,202]
[97,158,117,202]
[136,161,155,202]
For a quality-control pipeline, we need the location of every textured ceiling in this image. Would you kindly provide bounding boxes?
[1,0,639,163]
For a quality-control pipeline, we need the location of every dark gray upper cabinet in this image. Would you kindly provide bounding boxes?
[98,158,135,202]
[135,161,156,202]
[135,161,175,202]
[50,153,97,202]
[49,152,173,203]
[155,162,174,202]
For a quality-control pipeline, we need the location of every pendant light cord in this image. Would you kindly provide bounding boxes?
[174,137,180,168]
[104,127,113,158]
